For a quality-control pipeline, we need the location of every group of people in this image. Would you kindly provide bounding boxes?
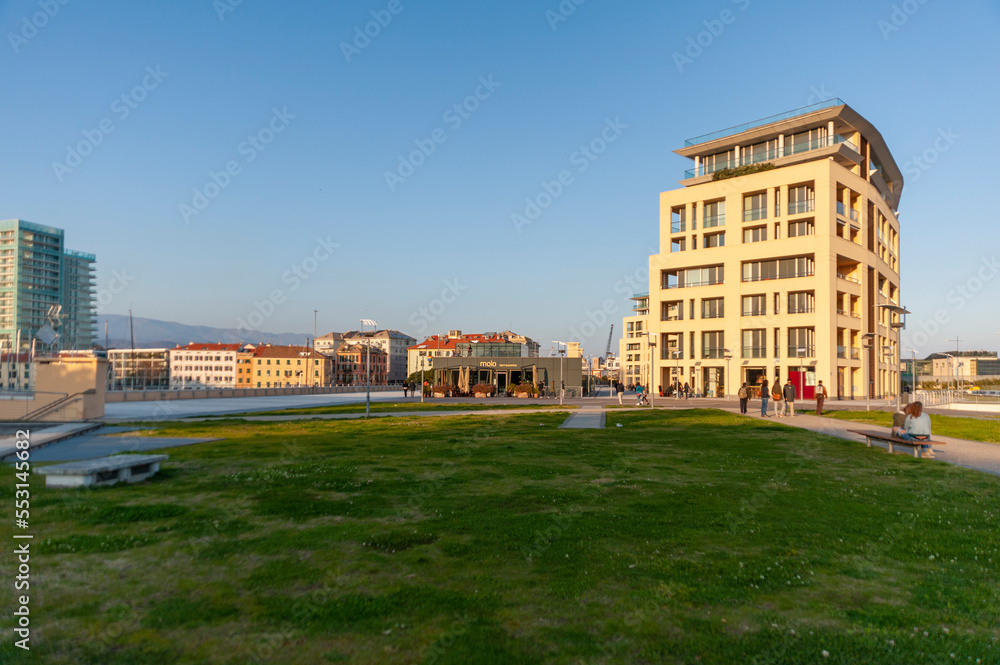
[746,377,828,417]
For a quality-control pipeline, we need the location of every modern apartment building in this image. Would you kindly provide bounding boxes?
[0,220,96,352]
[627,99,904,399]
[107,348,170,390]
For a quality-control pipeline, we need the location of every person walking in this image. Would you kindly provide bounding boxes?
[403,383,408,398]
[782,378,797,417]
[615,380,624,405]
[760,378,770,416]
[737,382,749,414]
[815,380,828,415]
[771,379,784,417]
[683,382,690,399]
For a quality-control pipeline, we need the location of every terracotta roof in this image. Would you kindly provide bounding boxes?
[252,345,326,359]
[407,333,512,351]
[172,343,243,352]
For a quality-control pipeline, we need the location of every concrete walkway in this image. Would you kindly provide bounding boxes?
[558,409,605,429]
[737,410,1000,477]
[0,422,103,460]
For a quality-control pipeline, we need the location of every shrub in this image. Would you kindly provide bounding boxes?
[471,383,493,395]
[712,163,775,180]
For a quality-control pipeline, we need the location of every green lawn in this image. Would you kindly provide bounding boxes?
[821,409,1000,444]
[217,401,577,417]
[2,410,999,664]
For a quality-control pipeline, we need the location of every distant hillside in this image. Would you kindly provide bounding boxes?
[97,314,309,349]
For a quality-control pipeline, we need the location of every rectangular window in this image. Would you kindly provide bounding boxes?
[701,331,725,359]
[788,185,815,215]
[661,300,683,321]
[742,329,766,358]
[663,265,724,289]
[671,237,686,253]
[788,220,814,237]
[741,294,765,317]
[741,256,814,282]
[701,297,724,319]
[703,200,726,228]
[742,226,767,243]
[704,232,725,248]
[743,193,767,222]
[788,291,815,314]
[787,327,816,357]
[788,127,828,154]
[671,207,687,234]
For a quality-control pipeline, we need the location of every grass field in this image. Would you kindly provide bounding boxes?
[820,409,1000,444]
[2,410,999,664]
[220,401,577,417]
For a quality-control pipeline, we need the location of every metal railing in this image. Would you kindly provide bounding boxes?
[684,98,846,146]
[837,272,861,283]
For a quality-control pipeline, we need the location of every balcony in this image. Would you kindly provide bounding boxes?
[684,132,860,178]
[662,349,683,361]
[788,306,815,314]
[837,273,860,284]
[742,346,767,359]
[671,221,686,234]
[702,347,727,360]
[836,201,860,222]
[743,207,767,222]
[703,213,726,228]
[742,269,814,283]
[787,199,815,215]
[787,346,816,358]
[837,345,847,359]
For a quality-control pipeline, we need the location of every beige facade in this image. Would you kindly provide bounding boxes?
[628,100,904,399]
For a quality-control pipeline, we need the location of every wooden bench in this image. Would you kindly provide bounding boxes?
[37,454,168,488]
[846,429,944,459]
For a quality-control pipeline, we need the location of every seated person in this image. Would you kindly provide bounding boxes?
[899,401,934,457]
[891,404,910,437]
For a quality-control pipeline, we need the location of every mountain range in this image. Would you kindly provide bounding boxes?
[97,314,310,349]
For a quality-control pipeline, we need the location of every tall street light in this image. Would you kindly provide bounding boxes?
[723,348,733,400]
[361,318,377,417]
[552,341,567,405]
[862,333,875,410]
[903,348,917,400]
[939,353,955,393]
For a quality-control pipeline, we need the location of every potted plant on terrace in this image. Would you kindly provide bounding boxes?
[471,383,493,398]
[512,382,537,398]
[432,384,453,398]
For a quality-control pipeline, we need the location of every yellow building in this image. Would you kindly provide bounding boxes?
[629,99,904,400]
[250,344,330,388]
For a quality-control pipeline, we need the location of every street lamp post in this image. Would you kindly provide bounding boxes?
[862,333,875,411]
[552,341,567,405]
[648,338,657,407]
[723,348,733,400]
[797,347,806,405]
[361,318,377,417]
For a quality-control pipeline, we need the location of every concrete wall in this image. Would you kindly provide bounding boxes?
[0,356,107,421]
[106,385,396,403]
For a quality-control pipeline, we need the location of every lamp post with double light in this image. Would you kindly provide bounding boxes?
[862,333,876,410]
[361,318,377,417]
[723,348,733,400]
[552,341,568,405]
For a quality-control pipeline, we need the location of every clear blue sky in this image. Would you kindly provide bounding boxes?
[3,0,999,357]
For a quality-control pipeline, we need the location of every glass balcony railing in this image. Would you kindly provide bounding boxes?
[788,346,816,358]
[702,347,727,360]
[684,132,859,178]
[671,221,685,234]
[788,199,815,215]
[684,99,846,146]
[743,207,767,222]
[851,348,861,360]
[837,272,860,284]
[836,201,860,222]
[742,346,767,359]
[837,345,847,359]
[702,213,725,228]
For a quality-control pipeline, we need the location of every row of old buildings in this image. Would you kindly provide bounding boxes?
[104,329,546,391]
